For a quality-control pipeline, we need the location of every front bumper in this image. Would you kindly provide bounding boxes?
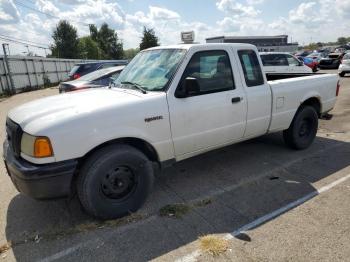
[3,140,78,200]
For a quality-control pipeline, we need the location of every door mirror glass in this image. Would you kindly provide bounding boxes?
[175,77,200,98]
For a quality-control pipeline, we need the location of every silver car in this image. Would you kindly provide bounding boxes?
[59,66,125,93]
[338,53,350,77]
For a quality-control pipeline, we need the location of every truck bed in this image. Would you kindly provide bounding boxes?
[267,73,338,132]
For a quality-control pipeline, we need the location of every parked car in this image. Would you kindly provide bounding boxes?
[338,53,350,77]
[260,52,312,74]
[4,43,339,219]
[59,66,125,93]
[297,56,318,72]
[295,50,312,57]
[319,53,344,69]
[68,60,128,80]
[306,52,327,63]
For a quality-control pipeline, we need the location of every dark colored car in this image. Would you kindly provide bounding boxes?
[68,60,128,80]
[295,50,312,57]
[318,53,345,69]
[59,66,125,93]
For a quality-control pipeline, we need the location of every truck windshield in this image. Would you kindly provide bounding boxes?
[113,49,186,92]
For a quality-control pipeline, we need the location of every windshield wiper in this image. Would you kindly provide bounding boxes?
[121,81,148,94]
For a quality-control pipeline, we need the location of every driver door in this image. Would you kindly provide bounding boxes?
[167,48,247,159]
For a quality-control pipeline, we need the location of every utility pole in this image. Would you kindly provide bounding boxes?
[2,43,15,94]
[25,45,30,55]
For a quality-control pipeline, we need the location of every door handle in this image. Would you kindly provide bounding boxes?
[231,97,242,103]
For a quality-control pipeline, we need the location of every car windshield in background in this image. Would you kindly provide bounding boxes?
[77,67,118,81]
[113,49,186,92]
[69,65,80,75]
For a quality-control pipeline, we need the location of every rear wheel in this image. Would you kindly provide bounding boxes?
[77,144,154,219]
[283,106,318,150]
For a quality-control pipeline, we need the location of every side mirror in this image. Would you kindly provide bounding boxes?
[175,77,200,98]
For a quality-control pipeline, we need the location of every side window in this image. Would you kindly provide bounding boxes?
[179,50,235,95]
[286,55,300,66]
[238,50,264,87]
[261,54,288,66]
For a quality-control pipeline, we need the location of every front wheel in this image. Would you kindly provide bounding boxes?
[283,106,318,150]
[77,144,154,219]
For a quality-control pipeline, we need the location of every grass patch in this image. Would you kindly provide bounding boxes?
[4,213,145,250]
[0,242,12,254]
[159,203,192,218]
[159,198,213,219]
[199,235,229,256]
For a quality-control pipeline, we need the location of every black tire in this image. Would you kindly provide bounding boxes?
[339,72,345,77]
[283,106,318,150]
[77,144,154,219]
[312,66,318,73]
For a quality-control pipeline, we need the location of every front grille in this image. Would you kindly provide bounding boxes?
[6,118,23,158]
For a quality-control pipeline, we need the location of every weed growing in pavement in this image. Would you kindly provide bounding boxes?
[199,235,229,256]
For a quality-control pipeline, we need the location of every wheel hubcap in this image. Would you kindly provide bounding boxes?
[299,118,312,137]
[101,166,136,199]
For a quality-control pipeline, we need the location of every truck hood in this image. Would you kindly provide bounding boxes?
[8,88,146,133]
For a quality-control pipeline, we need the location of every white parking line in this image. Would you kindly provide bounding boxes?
[176,173,350,262]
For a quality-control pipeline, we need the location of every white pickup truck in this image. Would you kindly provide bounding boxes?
[3,43,339,219]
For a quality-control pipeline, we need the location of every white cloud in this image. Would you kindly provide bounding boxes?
[0,0,20,24]
[36,0,60,15]
[2,0,350,56]
[246,0,264,5]
[216,0,260,18]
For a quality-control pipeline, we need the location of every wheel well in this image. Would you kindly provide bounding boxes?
[301,97,321,117]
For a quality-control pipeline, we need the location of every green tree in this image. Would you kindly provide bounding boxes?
[89,23,123,59]
[51,20,80,58]
[78,36,100,59]
[124,48,139,59]
[337,37,348,45]
[139,27,159,50]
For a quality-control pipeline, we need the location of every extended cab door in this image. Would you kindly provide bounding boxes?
[167,47,247,159]
[236,49,272,137]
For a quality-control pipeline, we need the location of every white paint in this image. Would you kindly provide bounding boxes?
[176,172,350,262]
[38,243,85,262]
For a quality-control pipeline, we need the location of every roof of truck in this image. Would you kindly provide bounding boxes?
[146,43,256,51]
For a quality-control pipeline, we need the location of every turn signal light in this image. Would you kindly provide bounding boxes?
[34,137,53,158]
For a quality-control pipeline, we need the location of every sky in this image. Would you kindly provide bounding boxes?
[0,0,349,56]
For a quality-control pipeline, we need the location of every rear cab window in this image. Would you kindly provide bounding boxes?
[238,50,264,87]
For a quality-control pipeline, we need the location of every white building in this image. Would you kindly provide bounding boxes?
[206,35,298,53]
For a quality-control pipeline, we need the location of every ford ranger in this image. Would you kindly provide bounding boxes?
[3,44,340,219]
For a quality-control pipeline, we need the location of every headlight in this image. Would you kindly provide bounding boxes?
[21,133,54,158]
